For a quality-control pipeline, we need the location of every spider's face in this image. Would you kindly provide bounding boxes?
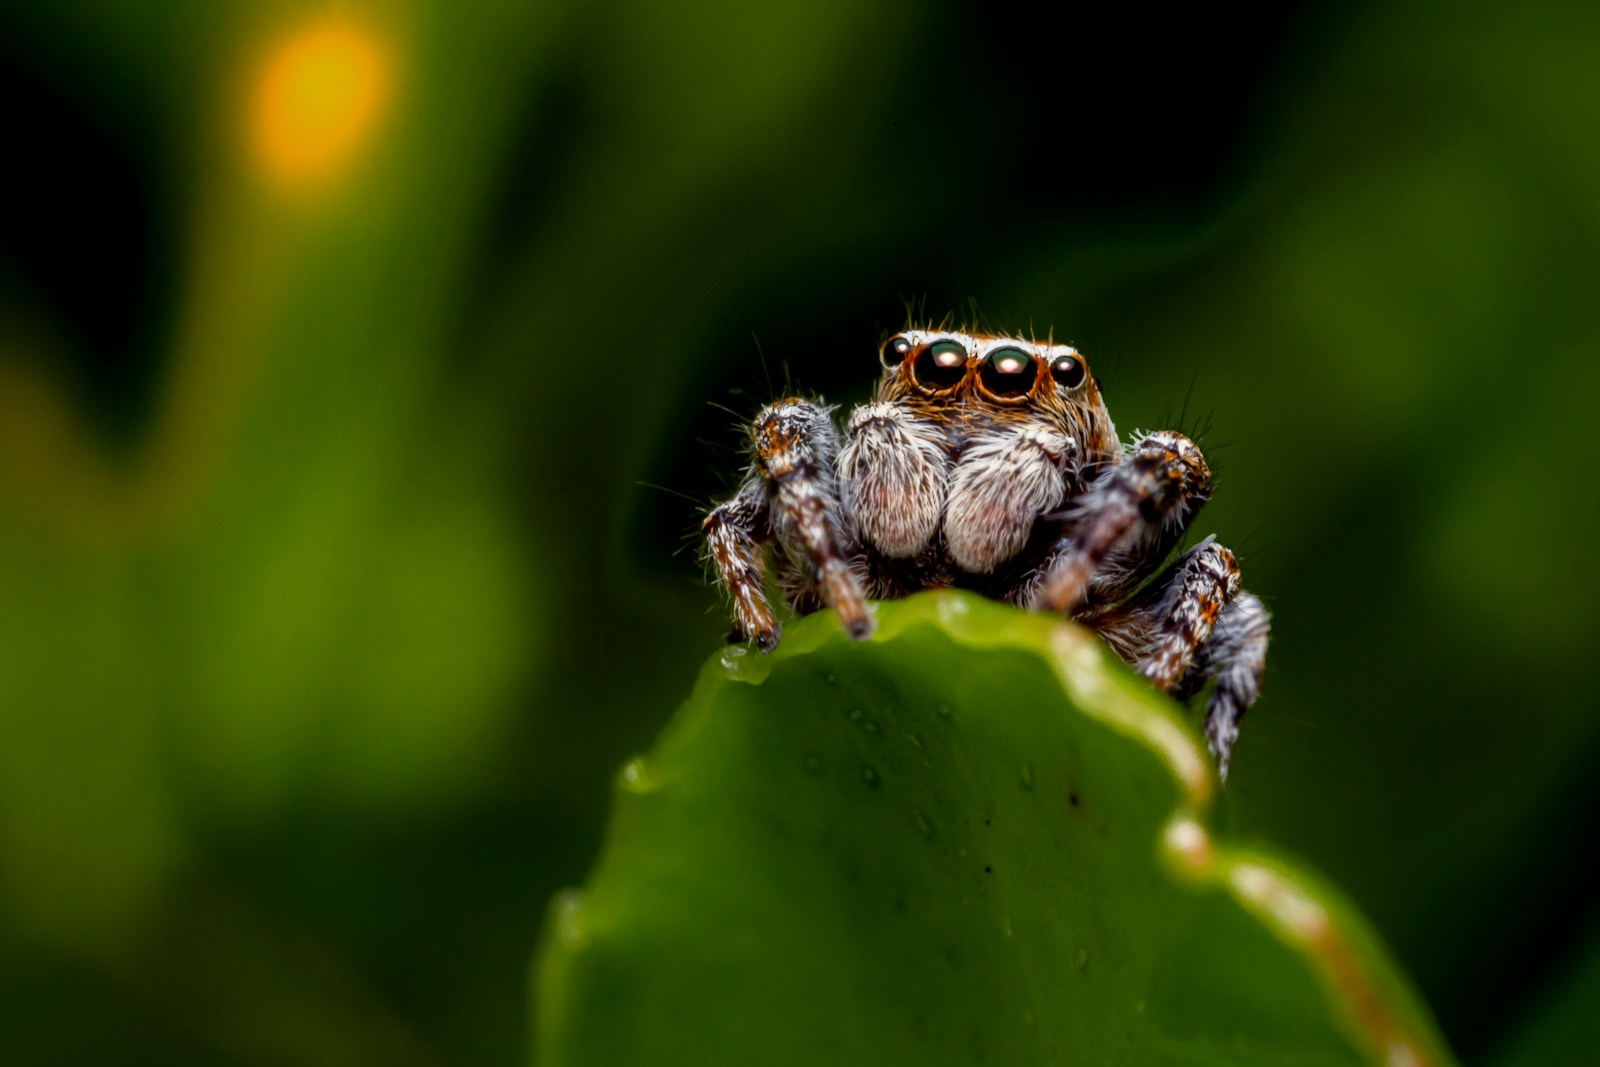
[878,329,1118,461]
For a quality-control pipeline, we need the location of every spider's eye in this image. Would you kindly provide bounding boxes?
[1050,354,1086,389]
[912,339,969,390]
[978,346,1039,398]
[882,335,912,367]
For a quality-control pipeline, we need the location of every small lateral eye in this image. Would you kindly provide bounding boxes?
[912,339,969,389]
[978,346,1039,398]
[1051,353,1086,389]
[882,335,912,367]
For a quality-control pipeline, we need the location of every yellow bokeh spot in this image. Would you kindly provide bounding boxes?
[251,20,389,190]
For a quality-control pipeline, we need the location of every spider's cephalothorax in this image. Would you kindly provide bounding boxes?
[701,328,1269,778]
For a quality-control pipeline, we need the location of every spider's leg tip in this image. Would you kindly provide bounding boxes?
[1206,735,1234,783]
[844,615,875,641]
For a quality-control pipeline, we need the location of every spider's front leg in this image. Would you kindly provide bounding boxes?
[1187,591,1270,780]
[1031,430,1212,614]
[704,398,872,651]
[1029,429,1269,777]
[702,476,782,652]
[1083,539,1269,779]
[1136,537,1242,692]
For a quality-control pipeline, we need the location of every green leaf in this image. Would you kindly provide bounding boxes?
[534,591,1455,1066]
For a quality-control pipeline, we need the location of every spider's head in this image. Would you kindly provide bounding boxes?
[877,330,1117,460]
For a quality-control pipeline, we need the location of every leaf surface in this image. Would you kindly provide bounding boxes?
[536,592,1453,1066]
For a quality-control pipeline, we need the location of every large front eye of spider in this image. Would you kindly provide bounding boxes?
[881,334,912,368]
[1050,353,1087,389]
[977,346,1040,399]
[911,339,969,390]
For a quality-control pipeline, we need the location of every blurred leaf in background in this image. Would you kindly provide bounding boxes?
[1,0,1598,1064]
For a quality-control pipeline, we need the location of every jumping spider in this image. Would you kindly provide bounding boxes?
[702,327,1269,778]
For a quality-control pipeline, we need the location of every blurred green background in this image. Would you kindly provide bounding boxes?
[3,1,1599,1064]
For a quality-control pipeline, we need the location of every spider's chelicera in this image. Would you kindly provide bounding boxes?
[701,327,1269,778]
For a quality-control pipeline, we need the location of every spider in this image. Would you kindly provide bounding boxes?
[701,327,1269,778]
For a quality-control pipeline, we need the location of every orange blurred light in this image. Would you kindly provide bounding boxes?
[251,20,389,190]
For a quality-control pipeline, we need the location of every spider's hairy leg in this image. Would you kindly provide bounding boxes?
[754,398,873,641]
[1084,540,1267,780]
[1031,430,1212,614]
[1136,538,1241,692]
[702,476,781,652]
[1189,591,1270,780]
[838,400,949,559]
[944,425,1078,573]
